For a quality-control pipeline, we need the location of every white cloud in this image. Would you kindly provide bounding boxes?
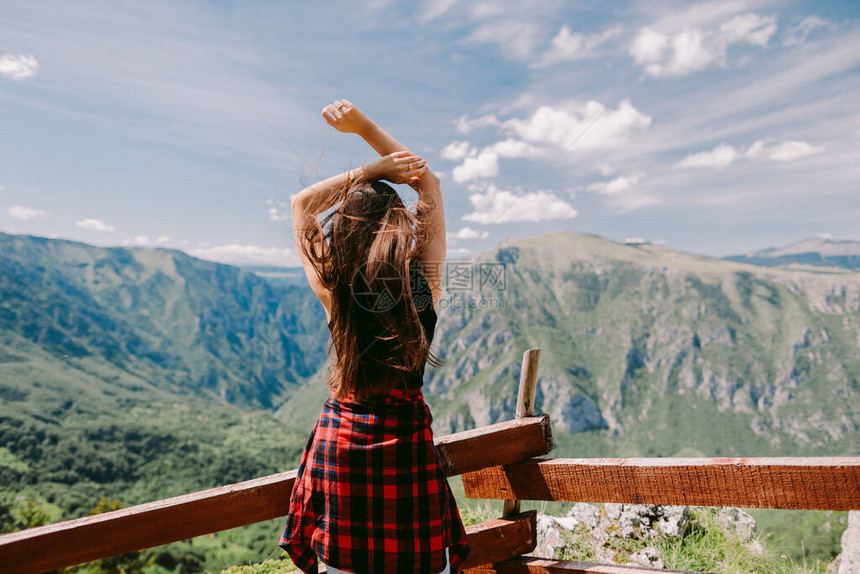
[0,54,39,80]
[265,198,291,221]
[466,18,542,61]
[585,174,655,212]
[446,137,543,183]
[462,183,578,224]
[677,139,824,168]
[76,218,116,232]
[719,13,778,47]
[489,138,543,159]
[587,174,642,195]
[156,235,170,244]
[446,101,647,185]
[503,99,652,151]
[783,15,829,47]
[447,226,488,240]
[446,247,472,258]
[8,205,48,220]
[677,144,740,168]
[452,150,499,183]
[746,139,825,161]
[441,141,472,161]
[630,13,777,77]
[455,113,499,135]
[534,24,621,67]
[596,163,614,176]
[122,235,151,246]
[189,244,301,267]
[418,0,460,23]
[631,27,668,66]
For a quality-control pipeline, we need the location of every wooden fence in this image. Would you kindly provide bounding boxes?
[1,348,858,574]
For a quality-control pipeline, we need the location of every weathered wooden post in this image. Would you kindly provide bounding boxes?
[502,348,541,517]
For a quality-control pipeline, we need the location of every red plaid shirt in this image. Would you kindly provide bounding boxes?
[279,386,471,573]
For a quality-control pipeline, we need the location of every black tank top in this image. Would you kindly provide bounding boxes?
[406,261,438,388]
[327,262,438,389]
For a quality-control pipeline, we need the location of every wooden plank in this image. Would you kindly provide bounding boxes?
[0,470,298,574]
[464,556,708,573]
[504,348,542,518]
[462,457,860,511]
[435,413,553,477]
[0,417,552,573]
[463,510,537,569]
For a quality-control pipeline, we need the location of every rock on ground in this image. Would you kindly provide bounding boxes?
[835,510,860,574]
[532,503,766,567]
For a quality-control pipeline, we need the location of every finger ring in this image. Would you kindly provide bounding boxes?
[407,163,413,170]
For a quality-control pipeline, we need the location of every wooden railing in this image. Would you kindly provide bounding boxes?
[1,348,859,574]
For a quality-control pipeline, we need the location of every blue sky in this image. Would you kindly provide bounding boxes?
[1,0,858,266]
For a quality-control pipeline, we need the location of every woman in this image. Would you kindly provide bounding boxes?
[278,99,471,574]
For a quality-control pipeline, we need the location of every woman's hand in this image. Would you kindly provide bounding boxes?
[321,99,371,134]
[362,150,428,184]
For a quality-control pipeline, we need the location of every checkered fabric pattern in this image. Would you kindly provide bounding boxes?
[279,386,471,573]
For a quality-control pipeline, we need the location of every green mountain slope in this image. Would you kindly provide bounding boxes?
[0,232,329,410]
[420,231,860,457]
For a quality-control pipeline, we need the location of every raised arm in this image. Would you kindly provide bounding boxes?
[322,100,446,312]
[291,144,426,322]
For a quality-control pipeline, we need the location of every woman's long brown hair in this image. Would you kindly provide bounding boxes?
[298,177,444,401]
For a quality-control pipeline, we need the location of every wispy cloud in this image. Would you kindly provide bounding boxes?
[8,205,48,220]
[76,218,116,232]
[586,174,642,194]
[533,25,622,67]
[0,54,38,80]
[448,226,489,240]
[782,15,830,47]
[676,144,740,168]
[585,173,656,212]
[190,243,301,267]
[0,3,311,168]
[677,138,824,168]
[265,198,292,222]
[122,235,152,246]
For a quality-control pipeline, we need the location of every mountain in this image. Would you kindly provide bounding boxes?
[242,265,309,287]
[410,231,860,458]
[725,237,860,271]
[0,232,329,411]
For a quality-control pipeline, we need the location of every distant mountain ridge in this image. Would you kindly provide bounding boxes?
[0,232,328,411]
[725,236,860,270]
